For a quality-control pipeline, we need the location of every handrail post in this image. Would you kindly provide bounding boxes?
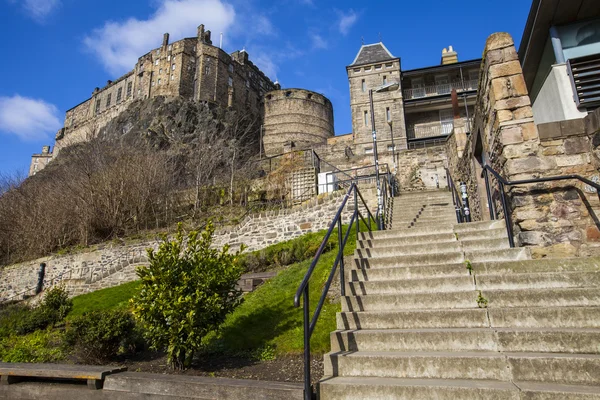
[303,286,311,400]
[459,182,472,223]
[483,168,496,220]
[338,218,345,297]
[354,188,359,237]
[498,181,515,248]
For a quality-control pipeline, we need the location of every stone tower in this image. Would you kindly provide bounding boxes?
[346,43,407,151]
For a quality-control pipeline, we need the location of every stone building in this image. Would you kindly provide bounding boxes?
[50,24,277,156]
[262,89,334,156]
[28,146,53,176]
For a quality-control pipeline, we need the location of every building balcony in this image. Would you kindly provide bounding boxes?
[403,79,479,100]
[407,118,473,140]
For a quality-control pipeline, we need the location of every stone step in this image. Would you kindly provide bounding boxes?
[337,307,600,329]
[472,257,600,275]
[357,228,507,248]
[345,271,600,296]
[360,220,506,239]
[330,328,600,354]
[342,288,600,312]
[354,238,509,258]
[346,275,474,296]
[355,248,529,268]
[318,377,600,400]
[323,351,600,385]
[349,262,469,281]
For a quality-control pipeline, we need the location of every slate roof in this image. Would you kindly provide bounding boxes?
[350,43,396,66]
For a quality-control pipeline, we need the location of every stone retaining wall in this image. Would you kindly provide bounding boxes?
[1,188,377,301]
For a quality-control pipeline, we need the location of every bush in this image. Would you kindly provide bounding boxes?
[0,304,31,338]
[0,330,67,363]
[12,286,73,335]
[131,222,243,370]
[65,309,137,364]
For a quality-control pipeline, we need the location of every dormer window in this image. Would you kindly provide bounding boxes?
[365,66,372,71]
[375,65,382,70]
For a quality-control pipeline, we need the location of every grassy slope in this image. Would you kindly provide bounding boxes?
[66,221,372,356]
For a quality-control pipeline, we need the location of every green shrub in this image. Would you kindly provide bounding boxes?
[0,330,67,363]
[0,304,31,338]
[131,222,243,370]
[65,309,137,364]
[15,286,72,335]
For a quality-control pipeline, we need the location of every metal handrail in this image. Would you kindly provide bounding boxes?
[482,164,600,248]
[445,167,469,223]
[293,183,377,400]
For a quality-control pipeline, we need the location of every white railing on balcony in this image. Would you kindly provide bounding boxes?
[403,79,479,100]
[407,117,473,140]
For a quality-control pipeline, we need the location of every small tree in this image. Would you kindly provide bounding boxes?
[131,222,243,370]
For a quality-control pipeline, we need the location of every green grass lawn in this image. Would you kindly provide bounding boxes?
[68,281,141,319]
[66,219,373,356]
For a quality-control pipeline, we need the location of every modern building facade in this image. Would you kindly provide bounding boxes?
[519,0,600,125]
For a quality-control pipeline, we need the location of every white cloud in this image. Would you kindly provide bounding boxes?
[338,9,358,35]
[311,33,328,49]
[84,0,236,75]
[9,0,61,22]
[0,95,62,141]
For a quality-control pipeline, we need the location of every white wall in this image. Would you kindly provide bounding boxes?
[532,63,588,125]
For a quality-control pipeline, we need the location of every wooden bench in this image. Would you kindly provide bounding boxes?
[0,363,126,389]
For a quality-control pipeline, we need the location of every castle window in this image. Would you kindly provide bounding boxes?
[95,99,101,114]
[191,57,195,63]
[171,74,174,80]
[383,76,387,85]
[106,94,111,107]
[167,55,171,61]
[127,82,133,97]
[152,81,155,86]
[386,107,391,122]
[205,65,210,75]
[172,64,176,71]
[285,91,292,97]
[246,80,250,88]
[365,147,373,154]
[228,77,233,87]
[159,68,162,74]
[228,64,234,73]
[362,79,366,92]
[155,59,159,66]
[386,63,393,68]
[116,88,122,103]
[375,65,382,70]
[158,79,161,85]
[364,110,369,126]
[307,93,313,99]
[156,50,160,55]
[354,68,360,73]
[365,66,372,71]
[168,45,172,51]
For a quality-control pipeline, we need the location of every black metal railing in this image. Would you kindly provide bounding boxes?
[293,183,377,400]
[445,167,471,223]
[482,164,600,248]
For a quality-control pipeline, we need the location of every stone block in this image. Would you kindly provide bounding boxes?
[584,108,600,134]
[497,109,513,123]
[555,154,587,167]
[486,49,504,65]
[510,74,528,97]
[495,96,531,111]
[521,122,538,141]
[542,146,563,156]
[538,122,562,140]
[500,126,523,145]
[564,136,589,155]
[503,46,519,61]
[491,77,511,100]
[586,226,600,242]
[299,222,312,230]
[519,230,549,246]
[485,32,514,51]
[530,242,578,259]
[560,118,586,136]
[489,60,522,79]
[513,106,533,120]
[505,156,552,175]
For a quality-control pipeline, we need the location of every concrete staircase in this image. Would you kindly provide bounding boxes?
[319,190,600,399]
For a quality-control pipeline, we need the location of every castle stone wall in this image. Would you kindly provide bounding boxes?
[263,89,334,156]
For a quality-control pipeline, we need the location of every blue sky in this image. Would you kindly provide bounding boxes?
[0,0,532,175]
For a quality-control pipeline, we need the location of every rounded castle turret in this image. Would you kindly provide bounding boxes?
[262,89,334,156]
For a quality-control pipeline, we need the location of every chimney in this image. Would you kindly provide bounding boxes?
[42,146,51,155]
[197,24,205,39]
[441,45,458,65]
[162,33,170,48]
